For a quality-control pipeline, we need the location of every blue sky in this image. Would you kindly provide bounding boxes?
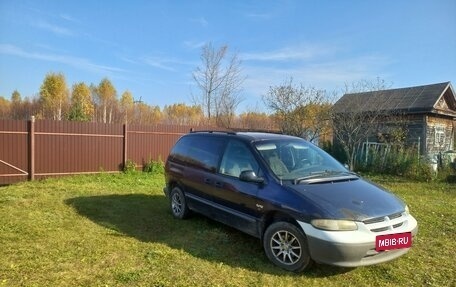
[1,0,455,112]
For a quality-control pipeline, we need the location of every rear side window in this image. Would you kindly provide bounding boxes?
[169,136,192,164]
[169,135,226,172]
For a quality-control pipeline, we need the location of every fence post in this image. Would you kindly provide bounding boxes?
[417,136,421,161]
[28,116,35,181]
[123,124,128,170]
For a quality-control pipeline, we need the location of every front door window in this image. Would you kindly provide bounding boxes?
[219,140,259,178]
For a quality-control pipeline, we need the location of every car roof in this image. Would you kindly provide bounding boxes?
[187,131,301,142]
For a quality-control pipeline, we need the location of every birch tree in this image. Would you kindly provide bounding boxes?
[163,103,203,125]
[68,82,94,121]
[10,90,22,119]
[39,72,69,120]
[120,90,134,124]
[95,78,117,123]
[0,96,9,119]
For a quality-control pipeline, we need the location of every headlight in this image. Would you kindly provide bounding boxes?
[404,205,410,214]
[311,219,358,231]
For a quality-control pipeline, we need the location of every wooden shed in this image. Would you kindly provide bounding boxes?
[334,82,456,157]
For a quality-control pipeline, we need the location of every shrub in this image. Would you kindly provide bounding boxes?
[356,146,435,182]
[403,160,434,182]
[320,140,347,165]
[435,164,456,183]
[143,157,164,175]
[123,160,137,174]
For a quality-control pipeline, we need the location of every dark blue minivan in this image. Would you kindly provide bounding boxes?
[164,131,418,272]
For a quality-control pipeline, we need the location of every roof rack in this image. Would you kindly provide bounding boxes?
[189,129,237,135]
[230,128,282,134]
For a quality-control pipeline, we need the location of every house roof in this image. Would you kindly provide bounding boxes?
[334,82,456,117]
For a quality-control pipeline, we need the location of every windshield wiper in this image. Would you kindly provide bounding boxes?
[293,170,357,185]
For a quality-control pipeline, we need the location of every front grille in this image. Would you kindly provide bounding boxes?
[393,222,403,228]
[371,227,389,233]
[363,217,385,224]
[363,212,407,233]
[389,212,402,220]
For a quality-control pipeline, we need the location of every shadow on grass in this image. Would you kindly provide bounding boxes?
[65,194,353,277]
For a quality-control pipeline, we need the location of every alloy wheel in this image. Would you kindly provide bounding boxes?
[269,230,302,265]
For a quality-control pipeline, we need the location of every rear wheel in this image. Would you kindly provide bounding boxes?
[263,221,313,272]
[169,186,189,219]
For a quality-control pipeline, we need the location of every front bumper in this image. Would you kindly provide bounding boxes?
[297,213,418,267]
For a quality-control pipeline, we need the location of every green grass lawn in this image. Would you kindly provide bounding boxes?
[0,173,454,287]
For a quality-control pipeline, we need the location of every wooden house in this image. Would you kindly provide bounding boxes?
[333,82,456,157]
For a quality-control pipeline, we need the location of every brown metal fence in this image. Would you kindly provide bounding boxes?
[0,119,215,184]
[0,120,29,184]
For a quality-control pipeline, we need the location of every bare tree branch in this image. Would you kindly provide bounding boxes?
[331,78,392,169]
[192,43,245,127]
[262,78,331,142]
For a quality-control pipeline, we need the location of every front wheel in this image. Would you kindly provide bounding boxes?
[169,186,189,219]
[263,221,313,272]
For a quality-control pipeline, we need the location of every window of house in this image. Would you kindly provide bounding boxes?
[434,126,445,147]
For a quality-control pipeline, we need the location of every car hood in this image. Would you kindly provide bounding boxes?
[289,177,405,221]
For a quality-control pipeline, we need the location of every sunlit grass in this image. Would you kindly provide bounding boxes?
[0,173,454,286]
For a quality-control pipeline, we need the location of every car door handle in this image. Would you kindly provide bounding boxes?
[214,181,223,188]
[204,178,212,184]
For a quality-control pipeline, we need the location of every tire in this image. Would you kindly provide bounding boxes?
[263,221,313,272]
[169,186,189,219]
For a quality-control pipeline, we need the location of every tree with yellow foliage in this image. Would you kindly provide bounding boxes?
[263,78,331,143]
[95,78,117,123]
[0,96,10,119]
[68,82,94,122]
[39,72,69,120]
[163,103,203,125]
[120,90,134,124]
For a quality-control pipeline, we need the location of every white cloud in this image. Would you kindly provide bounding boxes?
[0,44,125,75]
[33,20,74,36]
[141,56,196,71]
[242,53,391,97]
[244,12,273,20]
[143,57,176,71]
[242,44,336,62]
[238,43,392,100]
[190,17,208,27]
[119,56,139,65]
[119,52,197,72]
[59,13,80,23]
[183,40,206,49]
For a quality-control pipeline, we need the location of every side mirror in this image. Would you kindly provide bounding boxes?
[239,170,265,184]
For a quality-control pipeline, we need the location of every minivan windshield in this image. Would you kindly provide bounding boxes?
[254,139,349,182]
